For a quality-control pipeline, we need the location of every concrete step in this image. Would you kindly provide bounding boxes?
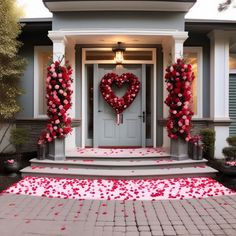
[21,165,218,179]
[66,148,170,159]
[30,158,208,170]
[66,154,171,160]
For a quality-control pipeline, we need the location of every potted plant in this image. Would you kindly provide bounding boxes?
[221,136,236,173]
[3,127,28,175]
[207,136,236,188]
[188,134,203,160]
[200,128,215,160]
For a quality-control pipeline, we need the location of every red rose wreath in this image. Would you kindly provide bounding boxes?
[100,73,141,124]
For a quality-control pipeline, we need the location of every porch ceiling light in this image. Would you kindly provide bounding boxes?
[113,42,125,64]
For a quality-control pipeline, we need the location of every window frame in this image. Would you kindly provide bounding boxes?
[184,46,203,119]
[34,46,53,118]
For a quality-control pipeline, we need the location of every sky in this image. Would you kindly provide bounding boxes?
[17,0,236,21]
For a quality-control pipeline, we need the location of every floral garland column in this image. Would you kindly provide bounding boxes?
[38,60,73,160]
[165,58,195,160]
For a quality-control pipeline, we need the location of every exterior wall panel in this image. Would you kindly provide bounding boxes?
[52,11,185,31]
[18,28,52,118]
[184,33,210,118]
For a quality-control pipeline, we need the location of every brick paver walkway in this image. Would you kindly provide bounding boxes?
[0,194,236,235]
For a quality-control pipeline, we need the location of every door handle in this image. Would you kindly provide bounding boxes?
[138,112,146,123]
[142,111,146,123]
[98,110,102,112]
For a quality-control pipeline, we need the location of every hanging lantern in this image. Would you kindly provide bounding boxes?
[113,42,125,64]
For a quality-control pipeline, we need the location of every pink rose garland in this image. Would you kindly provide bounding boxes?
[164,58,195,141]
[38,60,73,144]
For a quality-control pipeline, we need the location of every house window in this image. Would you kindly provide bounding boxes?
[184,47,203,118]
[34,46,53,118]
[230,54,236,73]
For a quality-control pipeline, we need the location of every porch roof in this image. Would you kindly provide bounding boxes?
[42,0,196,12]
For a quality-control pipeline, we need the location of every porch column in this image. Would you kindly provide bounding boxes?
[162,40,172,149]
[171,34,188,61]
[65,41,77,151]
[51,35,66,63]
[48,34,67,160]
[162,34,188,151]
[208,30,230,158]
[169,33,189,160]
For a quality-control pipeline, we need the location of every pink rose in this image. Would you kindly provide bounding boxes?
[52,72,57,78]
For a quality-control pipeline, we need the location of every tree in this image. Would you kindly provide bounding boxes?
[218,0,235,11]
[0,0,25,120]
[0,0,25,153]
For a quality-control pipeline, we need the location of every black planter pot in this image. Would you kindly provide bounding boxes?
[4,161,21,173]
[188,142,203,160]
[1,153,22,176]
[220,163,236,176]
[37,143,47,160]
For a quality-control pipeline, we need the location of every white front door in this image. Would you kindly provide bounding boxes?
[93,64,146,147]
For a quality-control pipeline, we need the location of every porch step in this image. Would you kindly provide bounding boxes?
[29,158,208,170]
[66,148,170,159]
[20,165,218,179]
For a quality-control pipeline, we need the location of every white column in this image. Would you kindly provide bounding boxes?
[48,35,77,152]
[171,34,188,61]
[162,33,188,150]
[162,40,171,149]
[65,40,77,151]
[208,30,230,158]
[51,37,66,63]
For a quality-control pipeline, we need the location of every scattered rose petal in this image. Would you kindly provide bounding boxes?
[3,176,235,201]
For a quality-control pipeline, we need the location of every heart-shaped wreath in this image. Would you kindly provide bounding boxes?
[100,73,141,122]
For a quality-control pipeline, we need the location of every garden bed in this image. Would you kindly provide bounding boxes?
[209,159,236,191]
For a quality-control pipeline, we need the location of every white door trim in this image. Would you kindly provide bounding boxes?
[81,47,157,148]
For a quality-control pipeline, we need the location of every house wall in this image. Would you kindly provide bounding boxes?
[184,33,211,118]
[52,11,185,31]
[18,29,52,118]
[16,26,52,151]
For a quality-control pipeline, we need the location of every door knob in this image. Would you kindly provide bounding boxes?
[142,111,146,123]
[138,112,146,123]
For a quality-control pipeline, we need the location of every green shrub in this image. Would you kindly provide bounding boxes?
[200,128,215,160]
[222,146,236,160]
[10,128,28,152]
[226,136,236,147]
